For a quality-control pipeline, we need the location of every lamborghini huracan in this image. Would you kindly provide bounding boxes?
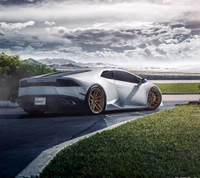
[17,68,162,115]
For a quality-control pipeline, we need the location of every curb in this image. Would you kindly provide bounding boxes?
[15,108,160,178]
[16,115,146,178]
[15,99,199,178]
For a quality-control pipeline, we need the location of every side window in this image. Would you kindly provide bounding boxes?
[101,71,114,79]
[113,71,140,83]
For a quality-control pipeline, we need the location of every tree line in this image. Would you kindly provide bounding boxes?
[0,53,56,102]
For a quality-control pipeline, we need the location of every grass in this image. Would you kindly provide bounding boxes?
[40,105,200,178]
[155,83,200,93]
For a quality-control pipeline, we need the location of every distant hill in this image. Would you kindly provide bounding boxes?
[37,58,117,69]
[23,58,43,65]
[49,63,84,69]
[38,58,84,68]
[39,58,75,65]
[24,57,117,69]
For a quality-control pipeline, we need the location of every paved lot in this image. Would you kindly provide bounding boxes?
[0,95,199,178]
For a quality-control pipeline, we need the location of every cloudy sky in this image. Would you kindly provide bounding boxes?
[0,0,200,69]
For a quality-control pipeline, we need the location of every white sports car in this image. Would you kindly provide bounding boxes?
[17,68,162,115]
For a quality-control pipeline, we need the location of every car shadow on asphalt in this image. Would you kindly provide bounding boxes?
[0,107,150,120]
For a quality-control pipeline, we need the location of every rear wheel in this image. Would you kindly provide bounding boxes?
[147,87,162,110]
[86,85,106,115]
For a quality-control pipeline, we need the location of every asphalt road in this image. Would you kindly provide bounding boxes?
[0,95,199,178]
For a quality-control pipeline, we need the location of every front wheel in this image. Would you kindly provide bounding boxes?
[147,87,162,110]
[86,85,106,115]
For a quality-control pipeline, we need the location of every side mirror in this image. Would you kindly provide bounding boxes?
[139,78,147,84]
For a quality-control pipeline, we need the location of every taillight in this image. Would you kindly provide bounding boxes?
[20,80,28,87]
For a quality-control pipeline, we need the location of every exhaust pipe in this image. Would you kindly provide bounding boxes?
[60,98,76,105]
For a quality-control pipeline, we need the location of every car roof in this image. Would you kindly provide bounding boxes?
[32,67,136,79]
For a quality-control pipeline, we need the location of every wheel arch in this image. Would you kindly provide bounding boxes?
[146,85,162,110]
[85,84,107,104]
[85,84,107,114]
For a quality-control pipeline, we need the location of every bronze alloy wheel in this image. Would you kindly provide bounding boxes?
[88,86,105,114]
[147,87,162,110]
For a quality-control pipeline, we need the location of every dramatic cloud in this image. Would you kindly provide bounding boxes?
[0,0,200,69]
[44,21,56,26]
[0,30,4,36]
[1,1,200,23]
[0,0,42,5]
[1,0,200,6]
[0,21,35,30]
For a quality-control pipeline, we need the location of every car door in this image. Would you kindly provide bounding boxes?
[113,70,147,107]
[100,70,118,104]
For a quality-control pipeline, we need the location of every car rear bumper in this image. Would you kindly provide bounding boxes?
[17,95,86,113]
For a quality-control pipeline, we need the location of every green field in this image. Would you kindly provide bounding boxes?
[155,83,200,93]
[40,105,200,178]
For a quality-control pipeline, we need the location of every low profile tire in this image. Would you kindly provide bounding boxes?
[86,85,106,115]
[147,87,162,110]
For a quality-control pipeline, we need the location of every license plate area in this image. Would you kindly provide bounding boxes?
[34,97,46,105]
